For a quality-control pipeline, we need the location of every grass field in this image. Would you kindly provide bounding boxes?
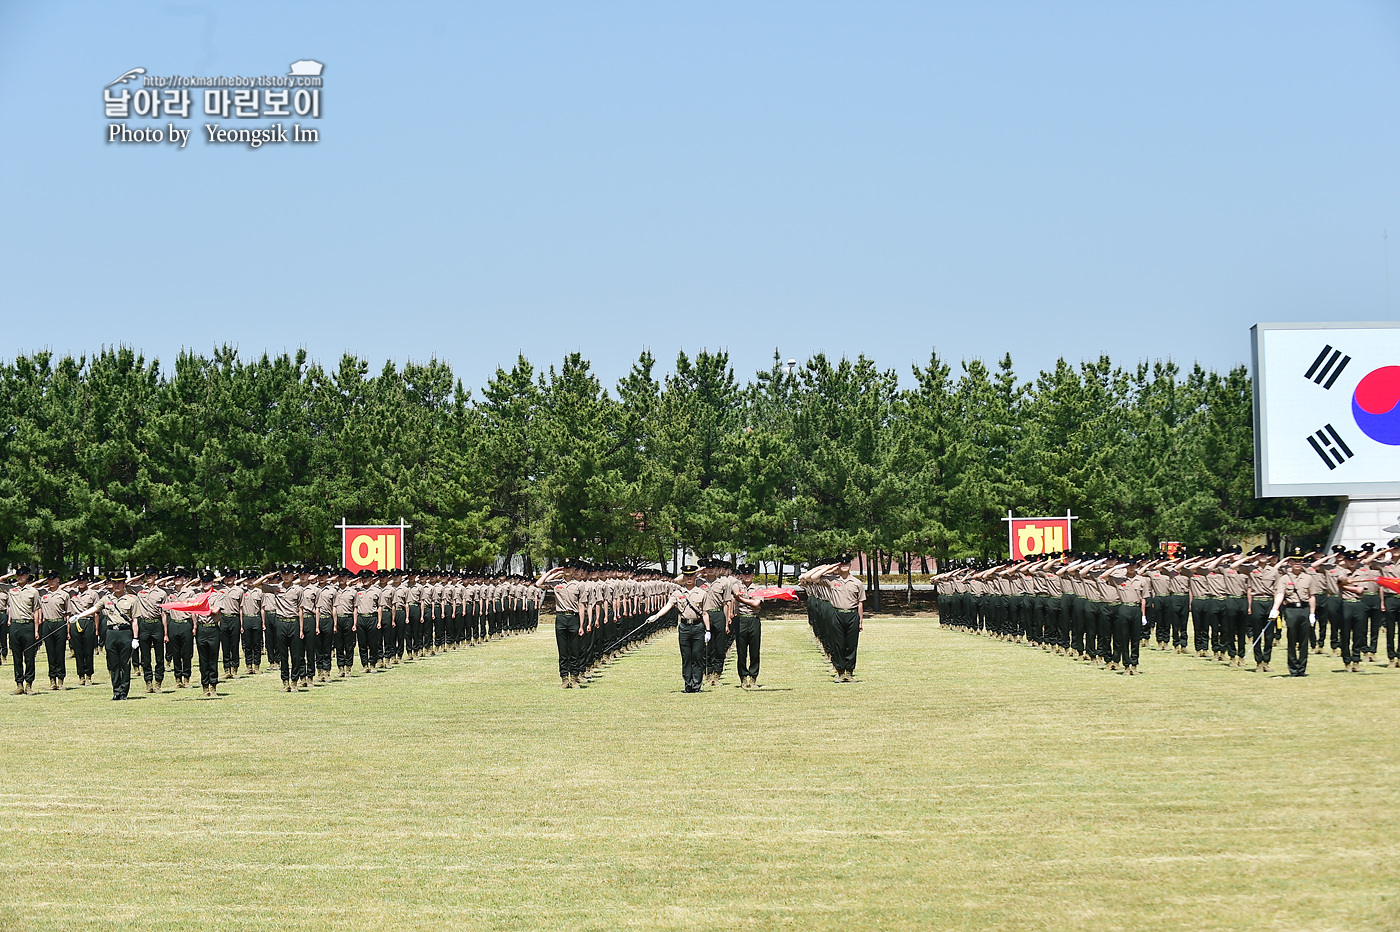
[2,617,1398,932]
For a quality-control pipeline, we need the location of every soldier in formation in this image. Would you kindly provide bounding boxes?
[5,564,549,699]
[544,563,680,688]
[932,539,1400,676]
[798,555,867,683]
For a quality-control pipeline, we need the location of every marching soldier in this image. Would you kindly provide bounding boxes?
[1248,551,1282,672]
[1269,551,1316,677]
[70,575,138,700]
[700,561,731,685]
[647,563,706,692]
[732,564,764,688]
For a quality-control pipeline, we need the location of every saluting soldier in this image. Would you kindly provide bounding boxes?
[1356,543,1385,662]
[313,571,337,680]
[1311,545,1347,654]
[7,569,41,695]
[0,570,12,666]
[38,574,74,690]
[165,570,198,689]
[220,573,245,680]
[297,572,322,681]
[1163,556,1191,652]
[802,555,865,683]
[1183,554,1214,658]
[194,572,224,697]
[539,565,582,688]
[132,571,169,693]
[1381,539,1400,667]
[69,576,102,686]
[257,568,306,691]
[1219,550,1251,667]
[1336,551,1372,672]
[427,573,444,655]
[1109,558,1148,674]
[1092,558,1120,667]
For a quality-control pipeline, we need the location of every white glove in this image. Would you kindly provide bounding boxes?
[1141,614,1148,626]
[704,631,711,643]
[1309,613,1317,625]
[131,638,139,650]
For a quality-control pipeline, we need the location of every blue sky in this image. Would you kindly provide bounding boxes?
[1,0,1397,391]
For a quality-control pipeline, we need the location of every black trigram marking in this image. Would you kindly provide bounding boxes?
[1304,344,1351,389]
[1307,423,1354,469]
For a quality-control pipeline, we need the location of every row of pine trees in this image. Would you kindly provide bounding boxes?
[0,346,1336,575]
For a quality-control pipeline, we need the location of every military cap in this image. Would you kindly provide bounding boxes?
[679,564,700,575]
[1361,542,1376,552]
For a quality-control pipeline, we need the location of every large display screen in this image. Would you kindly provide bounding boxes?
[1252,322,1400,497]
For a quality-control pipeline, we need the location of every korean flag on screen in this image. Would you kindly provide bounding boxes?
[1258,325,1400,491]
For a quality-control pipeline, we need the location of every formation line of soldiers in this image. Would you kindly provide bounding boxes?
[646,560,770,692]
[933,539,1400,677]
[541,563,695,688]
[2,566,542,700]
[798,555,866,683]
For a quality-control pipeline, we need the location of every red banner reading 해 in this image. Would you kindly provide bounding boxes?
[1006,515,1075,560]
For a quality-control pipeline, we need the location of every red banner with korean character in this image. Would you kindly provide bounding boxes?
[340,523,406,573]
[1003,511,1077,560]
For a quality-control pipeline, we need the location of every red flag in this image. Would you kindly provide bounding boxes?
[159,588,215,615]
[749,585,799,602]
[1378,577,1400,595]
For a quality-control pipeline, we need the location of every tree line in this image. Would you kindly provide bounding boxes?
[0,345,1336,576]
